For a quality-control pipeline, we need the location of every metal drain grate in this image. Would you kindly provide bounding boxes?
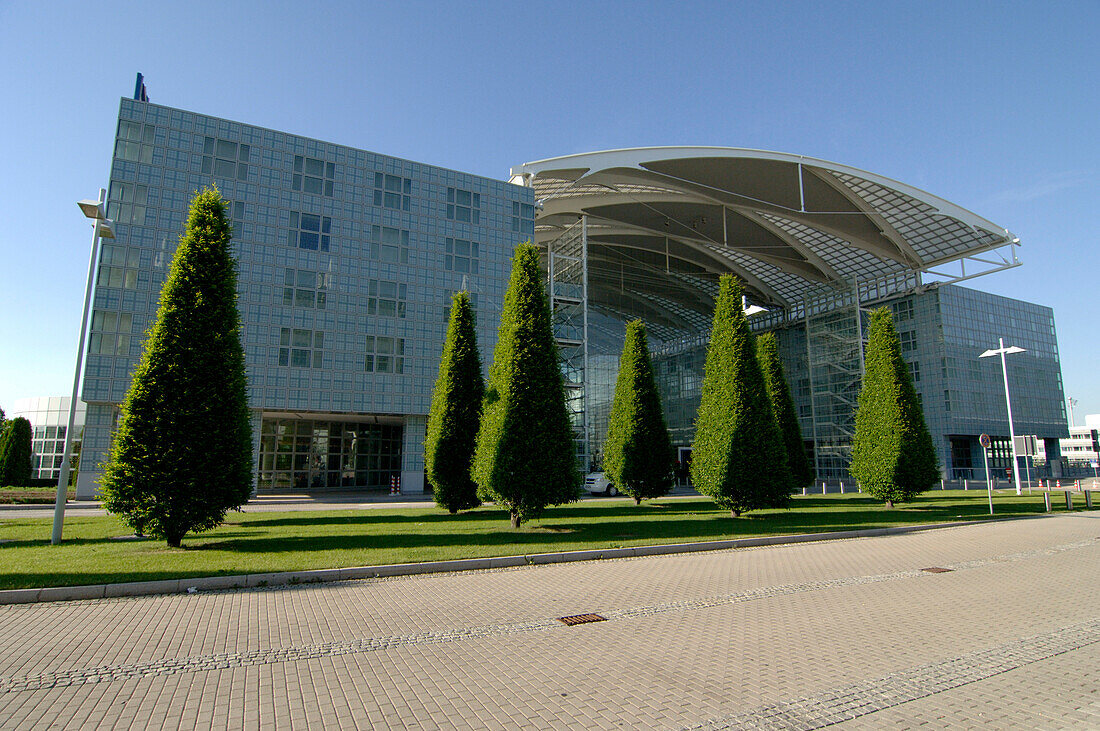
[558,613,607,626]
[921,567,954,573]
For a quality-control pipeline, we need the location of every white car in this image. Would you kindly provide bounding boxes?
[584,472,619,497]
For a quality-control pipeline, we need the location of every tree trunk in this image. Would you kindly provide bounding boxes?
[732,509,741,518]
[885,500,894,509]
[166,534,183,548]
[634,497,641,505]
[510,511,521,529]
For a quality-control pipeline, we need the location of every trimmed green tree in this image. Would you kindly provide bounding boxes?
[756,332,815,488]
[850,307,939,507]
[473,243,580,527]
[690,275,791,516]
[426,291,484,513]
[0,417,33,486]
[100,188,253,546]
[603,320,674,504]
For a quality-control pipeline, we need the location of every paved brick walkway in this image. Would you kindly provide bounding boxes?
[1,513,1097,729]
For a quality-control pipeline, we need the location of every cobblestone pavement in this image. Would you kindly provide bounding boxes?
[1,513,1097,729]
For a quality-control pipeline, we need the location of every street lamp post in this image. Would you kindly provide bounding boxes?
[980,337,1026,496]
[52,190,114,545]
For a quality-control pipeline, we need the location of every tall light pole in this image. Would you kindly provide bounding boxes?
[980,338,1026,496]
[52,191,114,545]
[1067,396,1077,427]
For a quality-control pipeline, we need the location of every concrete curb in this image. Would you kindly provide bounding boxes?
[0,514,1051,605]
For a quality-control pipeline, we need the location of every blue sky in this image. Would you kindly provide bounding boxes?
[0,1,1097,419]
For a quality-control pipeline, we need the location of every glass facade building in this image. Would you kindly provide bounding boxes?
[11,397,85,483]
[76,95,534,497]
[605,285,1067,481]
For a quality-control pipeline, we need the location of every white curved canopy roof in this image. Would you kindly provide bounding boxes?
[511,147,1017,336]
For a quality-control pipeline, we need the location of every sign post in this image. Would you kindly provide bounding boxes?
[980,433,993,515]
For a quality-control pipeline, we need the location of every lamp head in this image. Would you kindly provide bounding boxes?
[77,199,105,220]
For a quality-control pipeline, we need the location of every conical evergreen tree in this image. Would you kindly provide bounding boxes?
[603,320,674,504]
[426,291,484,513]
[850,307,939,506]
[100,188,253,546]
[690,275,791,516]
[757,332,815,490]
[473,243,580,527]
[0,417,33,486]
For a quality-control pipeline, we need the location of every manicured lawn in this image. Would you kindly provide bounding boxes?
[0,490,1080,590]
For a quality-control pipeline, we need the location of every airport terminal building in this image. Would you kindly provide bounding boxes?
[74,81,1068,497]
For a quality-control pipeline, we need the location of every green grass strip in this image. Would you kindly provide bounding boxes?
[0,491,1084,590]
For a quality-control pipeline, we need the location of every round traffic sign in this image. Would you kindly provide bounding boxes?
[979,433,991,449]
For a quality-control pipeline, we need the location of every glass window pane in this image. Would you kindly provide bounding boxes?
[123,270,137,289]
[295,289,314,307]
[304,176,322,194]
[284,287,294,305]
[279,348,289,366]
[214,158,236,177]
[204,137,215,155]
[364,355,373,371]
[313,332,324,348]
[312,351,323,369]
[316,292,327,309]
[292,329,311,347]
[290,211,299,228]
[325,161,335,178]
[324,180,333,197]
[239,145,250,162]
[296,270,314,287]
[377,337,393,354]
[457,207,471,223]
[237,163,248,180]
[201,157,212,174]
[216,140,237,159]
[294,155,303,172]
[302,215,321,233]
[299,232,319,249]
[322,217,331,234]
[378,300,396,317]
[291,349,310,367]
[119,313,133,332]
[376,356,391,373]
[457,190,471,206]
[320,235,330,251]
[293,174,302,190]
[281,328,291,345]
[306,158,323,176]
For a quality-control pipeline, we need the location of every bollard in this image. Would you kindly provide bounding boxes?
[1065,491,1073,510]
[1044,492,1052,512]
[839,480,845,494]
[822,481,827,495]
[396,474,401,496]
[940,479,945,490]
[1085,491,1093,510]
[964,479,968,490]
[802,486,807,496]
